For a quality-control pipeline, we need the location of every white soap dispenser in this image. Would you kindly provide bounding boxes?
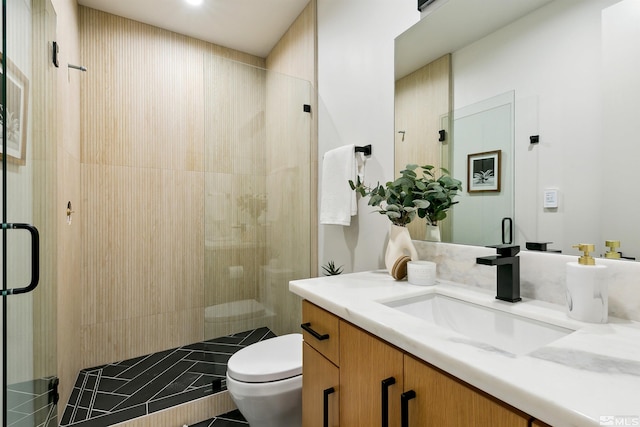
[566,244,608,323]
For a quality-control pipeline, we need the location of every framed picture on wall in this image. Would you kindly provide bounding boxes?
[467,150,501,193]
[0,53,29,165]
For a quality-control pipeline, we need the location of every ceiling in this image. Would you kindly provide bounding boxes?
[77,0,311,58]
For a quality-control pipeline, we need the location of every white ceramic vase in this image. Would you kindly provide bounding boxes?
[385,224,419,274]
[425,224,441,242]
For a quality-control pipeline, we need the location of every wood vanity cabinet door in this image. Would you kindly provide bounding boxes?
[339,321,404,427]
[532,420,552,427]
[403,355,529,427]
[303,342,339,427]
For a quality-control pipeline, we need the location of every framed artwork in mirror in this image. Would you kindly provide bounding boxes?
[468,150,501,193]
[1,53,29,165]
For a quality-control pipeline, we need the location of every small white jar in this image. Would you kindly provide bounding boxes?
[407,261,437,286]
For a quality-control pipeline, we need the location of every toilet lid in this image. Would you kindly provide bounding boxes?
[227,333,303,383]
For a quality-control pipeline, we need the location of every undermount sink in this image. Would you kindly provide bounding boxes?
[383,293,574,356]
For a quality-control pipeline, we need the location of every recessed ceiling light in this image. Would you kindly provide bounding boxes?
[185,0,203,6]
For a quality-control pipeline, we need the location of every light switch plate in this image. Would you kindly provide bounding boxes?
[543,189,558,208]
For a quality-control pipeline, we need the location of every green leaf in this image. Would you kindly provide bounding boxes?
[387,187,400,198]
[392,176,412,188]
[369,194,383,206]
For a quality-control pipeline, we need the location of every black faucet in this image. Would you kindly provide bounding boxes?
[476,244,521,302]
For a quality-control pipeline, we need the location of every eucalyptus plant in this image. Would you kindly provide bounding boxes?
[349,164,462,227]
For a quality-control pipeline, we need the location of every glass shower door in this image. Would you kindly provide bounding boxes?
[202,55,312,340]
[2,0,58,425]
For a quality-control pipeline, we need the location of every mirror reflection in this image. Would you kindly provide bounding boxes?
[451,92,514,247]
[395,0,639,260]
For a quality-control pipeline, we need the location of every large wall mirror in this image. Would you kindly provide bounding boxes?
[395,0,640,260]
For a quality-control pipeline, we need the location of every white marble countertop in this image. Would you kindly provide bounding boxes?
[289,270,640,427]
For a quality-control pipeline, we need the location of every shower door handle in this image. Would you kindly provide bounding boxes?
[2,223,40,296]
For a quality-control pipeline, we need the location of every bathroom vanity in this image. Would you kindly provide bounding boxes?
[290,271,640,427]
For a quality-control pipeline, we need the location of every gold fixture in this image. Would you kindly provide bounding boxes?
[572,243,596,265]
[604,240,621,259]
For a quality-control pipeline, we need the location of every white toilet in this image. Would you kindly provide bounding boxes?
[226,333,303,427]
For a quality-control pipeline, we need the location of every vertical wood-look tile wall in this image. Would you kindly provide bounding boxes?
[79,7,266,368]
[394,54,451,240]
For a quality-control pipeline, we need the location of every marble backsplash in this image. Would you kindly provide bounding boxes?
[414,241,640,322]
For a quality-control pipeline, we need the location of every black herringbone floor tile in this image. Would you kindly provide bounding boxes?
[60,328,272,426]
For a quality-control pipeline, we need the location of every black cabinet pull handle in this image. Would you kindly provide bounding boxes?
[401,390,416,427]
[323,387,335,427]
[301,322,330,341]
[381,377,396,427]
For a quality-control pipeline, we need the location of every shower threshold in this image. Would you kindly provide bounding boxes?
[60,327,275,427]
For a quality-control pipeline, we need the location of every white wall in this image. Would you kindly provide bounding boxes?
[317,0,417,273]
[452,0,621,255]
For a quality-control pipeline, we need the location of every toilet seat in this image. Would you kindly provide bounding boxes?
[227,333,302,383]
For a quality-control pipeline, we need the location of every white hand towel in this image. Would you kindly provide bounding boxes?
[320,144,357,226]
